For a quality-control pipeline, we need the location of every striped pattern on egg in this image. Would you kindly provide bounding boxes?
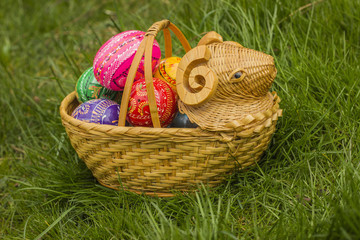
[93,30,161,91]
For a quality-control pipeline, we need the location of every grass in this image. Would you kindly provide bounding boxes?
[1,0,360,239]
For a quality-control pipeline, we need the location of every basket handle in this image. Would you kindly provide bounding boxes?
[118,20,191,127]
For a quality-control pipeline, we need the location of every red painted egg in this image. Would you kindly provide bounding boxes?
[127,78,177,127]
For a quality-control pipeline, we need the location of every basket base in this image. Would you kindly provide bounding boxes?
[98,179,193,197]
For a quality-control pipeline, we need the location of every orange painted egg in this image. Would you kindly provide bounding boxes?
[153,57,181,92]
[127,78,177,127]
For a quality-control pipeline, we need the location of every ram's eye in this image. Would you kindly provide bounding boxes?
[230,70,246,83]
[234,72,242,79]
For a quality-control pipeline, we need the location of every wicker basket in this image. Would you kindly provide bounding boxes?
[60,20,282,197]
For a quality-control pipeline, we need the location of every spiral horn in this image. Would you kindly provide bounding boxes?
[176,45,218,106]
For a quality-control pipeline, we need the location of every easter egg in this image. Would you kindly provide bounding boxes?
[168,112,198,128]
[127,78,177,127]
[93,30,161,91]
[71,99,120,125]
[154,57,181,92]
[75,67,121,103]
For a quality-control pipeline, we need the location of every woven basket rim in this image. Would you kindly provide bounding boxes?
[60,91,281,139]
[60,91,218,136]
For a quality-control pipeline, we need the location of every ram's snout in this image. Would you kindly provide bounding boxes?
[234,48,277,97]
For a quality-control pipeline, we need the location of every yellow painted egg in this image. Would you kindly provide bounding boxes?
[154,57,181,92]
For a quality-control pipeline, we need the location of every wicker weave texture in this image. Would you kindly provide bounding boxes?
[60,91,281,197]
[60,20,282,197]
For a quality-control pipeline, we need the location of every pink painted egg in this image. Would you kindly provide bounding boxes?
[93,30,161,91]
[127,78,178,127]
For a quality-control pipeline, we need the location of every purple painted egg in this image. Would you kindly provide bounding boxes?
[71,99,120,125]
[93,30,161,91]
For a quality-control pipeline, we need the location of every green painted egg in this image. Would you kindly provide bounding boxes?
[75,67,121,103]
